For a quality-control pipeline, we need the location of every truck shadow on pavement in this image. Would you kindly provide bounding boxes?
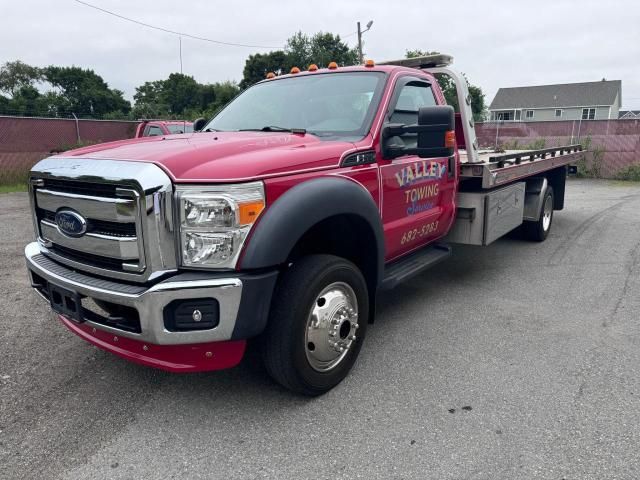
[100,239,517,403]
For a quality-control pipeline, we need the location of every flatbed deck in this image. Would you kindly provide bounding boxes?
[458,145,583,188]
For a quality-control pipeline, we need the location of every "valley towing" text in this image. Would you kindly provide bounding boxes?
[395,160,447,187]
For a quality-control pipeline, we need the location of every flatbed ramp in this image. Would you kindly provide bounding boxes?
[459,145,583,188]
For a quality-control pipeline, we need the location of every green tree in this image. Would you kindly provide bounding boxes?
[42,65,131,117]
[2,85,42,116]
[405,50,486,121]
[206,81,240,115]
[0,60,42,97]
[133,80,167,113]
[133,74,240,119]
[240,31,358,89]
[159,73,206,114]
[240,51,287,89]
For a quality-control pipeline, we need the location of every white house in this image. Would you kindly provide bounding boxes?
[489,80,621,122]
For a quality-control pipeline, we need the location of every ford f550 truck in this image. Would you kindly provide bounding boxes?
[25,55,583,395]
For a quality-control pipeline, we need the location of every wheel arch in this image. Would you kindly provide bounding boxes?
[240,176,385,293]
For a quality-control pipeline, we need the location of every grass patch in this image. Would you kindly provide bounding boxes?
[0,183,28,193]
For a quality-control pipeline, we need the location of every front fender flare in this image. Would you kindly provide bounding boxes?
[240,176,384,287]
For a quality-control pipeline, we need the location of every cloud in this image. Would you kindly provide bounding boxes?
[2,0,639,108]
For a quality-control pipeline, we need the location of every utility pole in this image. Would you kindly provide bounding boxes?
[357,20,373,64]
[357,22,363,64]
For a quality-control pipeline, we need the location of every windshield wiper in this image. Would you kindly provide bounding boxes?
[240,125,307,134]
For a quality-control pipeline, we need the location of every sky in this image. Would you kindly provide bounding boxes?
[2,0,640,109]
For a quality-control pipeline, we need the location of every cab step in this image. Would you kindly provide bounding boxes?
[380,243,451,290]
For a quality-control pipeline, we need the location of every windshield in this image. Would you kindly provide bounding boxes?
[204,72,386,139]
[167,124,194,134]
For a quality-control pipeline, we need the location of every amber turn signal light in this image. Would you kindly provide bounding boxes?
[327,61,338,69]
[238,201,265,225]
[308,64,318,71]
[445,130,456,148]
[290,67,300,74]
[265,72,275,79]
[364,59,375,67]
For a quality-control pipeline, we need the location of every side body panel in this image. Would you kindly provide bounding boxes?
[375,72,459,261]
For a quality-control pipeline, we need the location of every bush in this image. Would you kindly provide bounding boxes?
[615,164,640,182]
[500,138,546,151]
[574,136,606,178]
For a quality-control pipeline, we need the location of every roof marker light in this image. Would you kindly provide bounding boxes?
[266,72,275,79]
[308,64,318,72]
[364,59,375,67]
[328,61,338,69]
[290,66,301,74]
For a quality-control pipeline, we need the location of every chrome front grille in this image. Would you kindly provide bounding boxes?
[29,157,177,283]
[35,185,144,271]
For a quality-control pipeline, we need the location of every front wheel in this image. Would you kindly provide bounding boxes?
[261,254,369,396]
[523,186,554,242]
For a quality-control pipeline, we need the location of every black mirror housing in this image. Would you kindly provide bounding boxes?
[416,105,455,158]
[381,105,455,160]
[193,117,207,132]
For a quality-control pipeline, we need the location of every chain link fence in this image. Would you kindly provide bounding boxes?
[475,119,640,179]
[0,115,138,186]
[2,114,639,187]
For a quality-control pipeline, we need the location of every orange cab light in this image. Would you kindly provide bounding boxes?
[327,61,338,69]
[445,130,456,148]
[308,64,318,71]
[238,201,265,225]
[364,59,375,67]
[265,71,275,79]
[290,66,301,74]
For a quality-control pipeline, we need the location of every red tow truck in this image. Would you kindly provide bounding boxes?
[25,55,583,395]
[134,119,194,137]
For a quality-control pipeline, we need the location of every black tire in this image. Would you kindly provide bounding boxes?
[261,254,369,396]
[523,186,554,242]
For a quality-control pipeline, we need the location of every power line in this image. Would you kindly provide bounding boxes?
[73,0,283,49]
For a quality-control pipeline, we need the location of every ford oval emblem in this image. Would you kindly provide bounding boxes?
[55,209,87,237]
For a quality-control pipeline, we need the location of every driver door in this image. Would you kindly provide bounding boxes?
[379,76,457,261]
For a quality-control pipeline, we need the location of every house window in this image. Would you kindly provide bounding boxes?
[496,111,514,121]
[582,108,596,120]
[526,110,534,119]
[555,109,563,118]
[515,110,521,121]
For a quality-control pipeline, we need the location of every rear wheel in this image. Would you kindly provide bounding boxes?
[523,186,554,242]
[261,254,369,396]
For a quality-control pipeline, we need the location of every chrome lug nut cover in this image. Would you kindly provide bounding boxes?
[304,282,359,372]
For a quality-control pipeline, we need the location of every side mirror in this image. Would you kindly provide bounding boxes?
[193,117,207,132]
[416,105,455,158]
[381,105,455,159]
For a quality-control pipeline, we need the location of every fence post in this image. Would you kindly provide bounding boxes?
[570,120,575,144]
[72,113,81,143]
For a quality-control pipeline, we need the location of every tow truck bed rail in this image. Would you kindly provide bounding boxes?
[459,145,583,188]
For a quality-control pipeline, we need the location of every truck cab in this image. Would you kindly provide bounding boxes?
[24,55,582,395]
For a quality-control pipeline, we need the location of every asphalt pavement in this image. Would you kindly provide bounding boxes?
[1,179,640,480]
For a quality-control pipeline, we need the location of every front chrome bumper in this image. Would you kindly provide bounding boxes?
[25,242,243,345]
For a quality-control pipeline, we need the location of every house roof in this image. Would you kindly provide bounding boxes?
[619,110,640,119]
[490,80,621,110]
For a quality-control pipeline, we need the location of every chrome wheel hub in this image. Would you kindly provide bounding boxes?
[305,282,359,372]
[542,195,553,231]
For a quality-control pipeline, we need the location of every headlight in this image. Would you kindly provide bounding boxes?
[176,182,265,268]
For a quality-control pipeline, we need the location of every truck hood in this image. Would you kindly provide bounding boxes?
[61,132,356,182]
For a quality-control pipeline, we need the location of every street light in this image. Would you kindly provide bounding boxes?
[357,20,374,64]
